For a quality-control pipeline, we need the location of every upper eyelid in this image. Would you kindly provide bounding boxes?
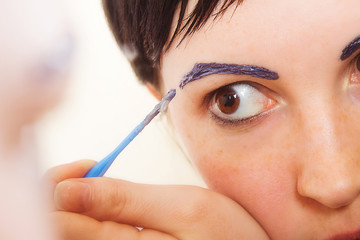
[340,50,360,70]
[207,81,271,98]
[354,52,360,62]
[344,51,360,72]
[204,81,266,107]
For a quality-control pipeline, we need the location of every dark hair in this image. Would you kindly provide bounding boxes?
[102,0,241,90]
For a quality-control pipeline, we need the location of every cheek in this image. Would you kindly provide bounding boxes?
[193,142,300,235]
[169,104,302,234]
[193,139,295,208]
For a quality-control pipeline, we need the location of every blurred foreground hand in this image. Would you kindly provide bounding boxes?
[0,0,74,239]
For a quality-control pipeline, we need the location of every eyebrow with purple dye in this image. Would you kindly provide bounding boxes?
[179,62,279,89]
[341,35,360,61]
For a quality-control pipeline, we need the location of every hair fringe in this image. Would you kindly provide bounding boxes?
[102,0,243,89]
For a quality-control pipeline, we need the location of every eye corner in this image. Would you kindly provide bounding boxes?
[348,54,360,85]
[356,54,360,72]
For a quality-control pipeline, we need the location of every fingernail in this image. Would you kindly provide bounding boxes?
[54,180,91,212]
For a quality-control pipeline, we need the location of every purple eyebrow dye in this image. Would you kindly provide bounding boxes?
[180,62,279,89]
[341,35,360,61]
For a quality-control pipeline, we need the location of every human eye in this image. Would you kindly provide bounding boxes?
[208,82,278,126]
[349,54,360,85]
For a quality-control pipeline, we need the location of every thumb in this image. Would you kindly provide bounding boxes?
[54,178,270,240]
[44,160,96,187]
[44,160,96,209]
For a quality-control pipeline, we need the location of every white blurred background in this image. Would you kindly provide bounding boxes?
[37,0,205,186]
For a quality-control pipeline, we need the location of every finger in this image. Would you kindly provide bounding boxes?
[43,160,96,209]
[54,178,270,239]
[44,160,96,185]
[52,211,177,240]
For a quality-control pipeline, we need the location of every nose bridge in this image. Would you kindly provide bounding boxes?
[296,96,360,208]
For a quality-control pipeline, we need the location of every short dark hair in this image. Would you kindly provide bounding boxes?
[102,0,241,90]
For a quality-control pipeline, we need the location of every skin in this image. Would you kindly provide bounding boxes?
[50,0,360,239]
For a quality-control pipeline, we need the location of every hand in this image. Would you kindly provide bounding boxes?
[47,160,270,240]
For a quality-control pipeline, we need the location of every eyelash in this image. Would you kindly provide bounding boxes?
[210,108,273,127]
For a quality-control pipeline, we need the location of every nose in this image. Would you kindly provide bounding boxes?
[296,103,360,209]
[298,163,360,208]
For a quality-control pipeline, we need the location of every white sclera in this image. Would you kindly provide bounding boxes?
[212,83,268,120]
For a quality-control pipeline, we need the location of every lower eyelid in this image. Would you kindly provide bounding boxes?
[209,103,280,128]
[350,69,360,84]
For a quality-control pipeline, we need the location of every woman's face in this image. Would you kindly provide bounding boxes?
[160,0,360,239]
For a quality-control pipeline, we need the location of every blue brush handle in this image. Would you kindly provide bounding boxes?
[84,89,176,178]
[84,122,145,178]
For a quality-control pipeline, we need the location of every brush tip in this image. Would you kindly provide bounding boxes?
[160,89,176,113]
[165,89,176,100]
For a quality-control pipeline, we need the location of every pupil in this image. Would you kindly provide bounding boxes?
[216,87,240,114]
[221,94,236,107]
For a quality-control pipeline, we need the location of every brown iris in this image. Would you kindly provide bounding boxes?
[215,86,240,114]
[357,56,360,72]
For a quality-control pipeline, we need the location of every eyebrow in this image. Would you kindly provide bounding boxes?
[179,62,279,89]
[340,35,360,61]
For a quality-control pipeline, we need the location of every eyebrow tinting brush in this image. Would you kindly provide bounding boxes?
[84,89,176,178]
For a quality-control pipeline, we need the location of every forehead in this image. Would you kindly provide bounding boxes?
[161,0,360,88]
[180,0,359,51]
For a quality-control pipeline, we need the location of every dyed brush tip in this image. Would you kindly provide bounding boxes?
[144,89,176,124]
[84,89,176,178]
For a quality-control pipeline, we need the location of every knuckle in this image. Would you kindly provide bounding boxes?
[97,179,131,219]
[172,187,213,223]
[111,188,129,215]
